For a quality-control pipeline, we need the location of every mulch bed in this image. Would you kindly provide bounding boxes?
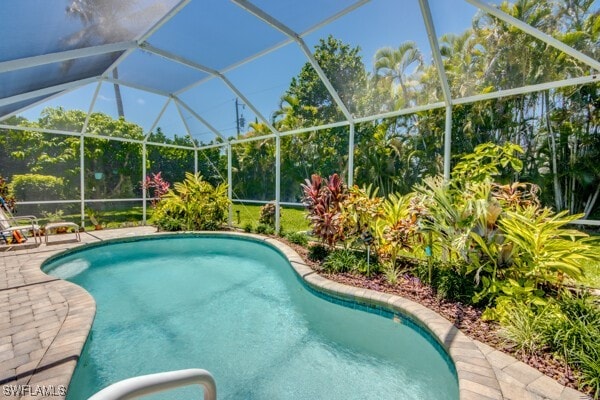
[279,237,584,394]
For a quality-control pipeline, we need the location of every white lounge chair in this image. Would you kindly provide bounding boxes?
[0,205,42,245]
[44,221,81,243]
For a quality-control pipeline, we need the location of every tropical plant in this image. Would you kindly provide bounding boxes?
[153,172,230,231]
[497,301,554,356]
[308,244,330,262]
[143,171,171,207]
[491,181,541,210]
[474,206,600,318]
[85,207,103,229]
[323,249,369,274]
[42,209,65,223]
[383,264,401,285]
[286,231,309,247]
[451,142,524,186]
[545,291,600,363]
[341,184,383,246]
[259,202,277,227]
[301,173,347,248]
[374,193,419,271]
[255,224,274,235]
[414,176,478,264]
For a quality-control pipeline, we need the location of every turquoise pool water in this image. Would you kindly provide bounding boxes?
[44,236,458,400]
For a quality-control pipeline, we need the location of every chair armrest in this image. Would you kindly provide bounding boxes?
[12,215,40,224]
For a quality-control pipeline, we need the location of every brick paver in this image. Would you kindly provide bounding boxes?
[0,227,154,399]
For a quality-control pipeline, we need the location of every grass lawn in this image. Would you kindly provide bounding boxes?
[51,204,310,233]
[41,207,145,228]
[231,203,310,233]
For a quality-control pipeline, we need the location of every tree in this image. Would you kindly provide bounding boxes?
[285,35,367,123]
[374,41,424,107]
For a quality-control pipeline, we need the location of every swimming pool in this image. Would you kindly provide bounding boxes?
[43,235,458,400]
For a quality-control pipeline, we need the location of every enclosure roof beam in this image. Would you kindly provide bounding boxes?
[218,75,280,135]
[232,0,355,123]
[188,73,599,147]
[466,0,600,72]
[0,77,98,108]
[103,77,170,97]
[141,44,219,76]
[141,44,279,136]
[0,41,138,74]
[174,0,371,96]
[174,98,197,149]
[196,141,228,151]
[418,0,453,106]
[144,98,172,142]
[81,81,103,134]
[279,121,351,137]
[454,74,599,105]
[139,0,191,44]
[221,0,371,77]
[231,133,276,145]
[100,0,191,80]
[174,96,227,141]
[0,87,77,123]
[0,123,197,150]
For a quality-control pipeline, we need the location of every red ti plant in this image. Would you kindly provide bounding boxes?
[301,173,347,248]
[143,172,171,207]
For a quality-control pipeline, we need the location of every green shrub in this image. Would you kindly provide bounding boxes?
[472,207,600,315]
[383,265,400,285]
[497,301,553,356]
[543,293,600,396]
[153,172,229,231]
[243,222,253,233]
[308,244,329,262]
[9,174,65,202]
[497,292,600,396]
[574,350,600,398]
[154,215,184,231]
[323,249,357,273]
[259,202,276,227]
[286,232,309,247]
[255,224,274,235]
[433,267,476,301]
[352,252,379,276]
[413,261,476,302]
[546,292,600,362]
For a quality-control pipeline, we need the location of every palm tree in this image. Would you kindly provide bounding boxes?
[439,31,481,98]
[374,41,424,108]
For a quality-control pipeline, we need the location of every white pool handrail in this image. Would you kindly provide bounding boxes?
[87,369,217,400]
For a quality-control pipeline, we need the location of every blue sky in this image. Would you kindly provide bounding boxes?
[18,0,477,143]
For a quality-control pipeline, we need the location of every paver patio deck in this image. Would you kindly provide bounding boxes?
[0,227,591,399]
